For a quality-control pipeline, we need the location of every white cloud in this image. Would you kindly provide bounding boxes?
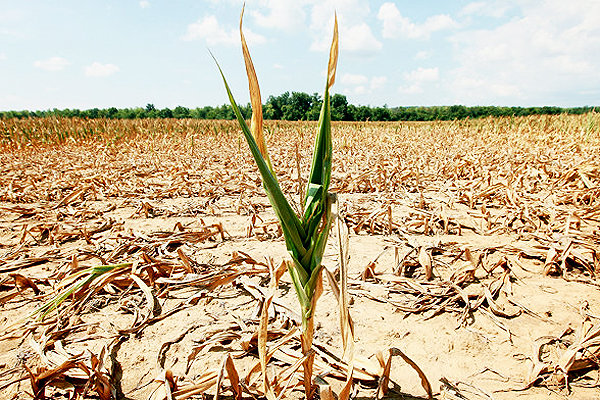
[342,74,387,95]
[307,1,382,56]
[251,0,306,32]
[85,62,119,77]
[399,67,439,94]
[452,76,520,99]
[415,50,430,60]
[182,15,265,46]
[378,2,458,39]
[399,84,423,95]
[406,67,439,83]
[139,1,150,9]
[33,56,70,71]
[459,1,512,18]
[0,94,20,108]
[309,0,369,33]
[0,52,6,61]
[342,73,369,86]
[460,2,485,16]
[350,86,367,95]
[205,0,243,4]
[310,18,382,55]
[370,76,387,90]
[449,0,600,105]
[344,23,383,55]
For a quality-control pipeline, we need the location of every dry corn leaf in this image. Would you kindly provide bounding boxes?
[418,247,433,281]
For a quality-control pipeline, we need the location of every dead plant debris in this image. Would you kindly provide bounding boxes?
[1,114,599,399]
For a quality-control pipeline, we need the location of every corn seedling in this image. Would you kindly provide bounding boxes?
[28,263,132,320]
[213,8,338,398]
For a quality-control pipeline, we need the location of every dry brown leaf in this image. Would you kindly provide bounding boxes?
[239,5,267,166]
[418,247,433,281]
[225,354,242,400]
[10,273,41,295]
[258,282,277,400]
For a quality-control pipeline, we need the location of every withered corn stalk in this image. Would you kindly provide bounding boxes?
[213,8,338,398]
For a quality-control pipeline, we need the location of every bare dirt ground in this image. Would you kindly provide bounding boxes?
[1,117,599,399]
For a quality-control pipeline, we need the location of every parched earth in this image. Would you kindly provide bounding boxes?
[1,117,599,399]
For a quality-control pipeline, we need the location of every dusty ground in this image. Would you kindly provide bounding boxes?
[1,117,599,399]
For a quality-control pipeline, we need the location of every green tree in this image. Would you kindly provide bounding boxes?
[330,93,349,120]
[353,105,372,121]
[173,106,191,119]
[283,92,312,120]
[107,107,118,118]
[87,108,100,119]
[448,105,468,120]
[158,108,173,118]
[372,106,391,121]
[306,93,322,120]
[265,92,290,120]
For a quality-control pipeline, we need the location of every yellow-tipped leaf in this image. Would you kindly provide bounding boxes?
[239,6,271,171]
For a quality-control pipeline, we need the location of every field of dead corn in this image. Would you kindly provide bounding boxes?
[1,115,599,400]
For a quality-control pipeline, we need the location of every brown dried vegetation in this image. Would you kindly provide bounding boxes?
[1,113,599,399]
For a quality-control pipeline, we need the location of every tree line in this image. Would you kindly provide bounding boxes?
[1,92,596,121]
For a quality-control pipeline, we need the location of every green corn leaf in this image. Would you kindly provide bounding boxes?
[30,263,132,320]
[288,260,310,305]
[305,86,333,200]
[304,15,337,211]
[211,54,307,259]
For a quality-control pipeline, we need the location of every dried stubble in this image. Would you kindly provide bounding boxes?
[0,105,599,398]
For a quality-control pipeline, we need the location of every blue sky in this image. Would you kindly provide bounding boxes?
[1,0,599,111]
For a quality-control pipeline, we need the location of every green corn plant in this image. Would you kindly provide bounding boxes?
[10,262,132,328]
[213,8,338,398]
